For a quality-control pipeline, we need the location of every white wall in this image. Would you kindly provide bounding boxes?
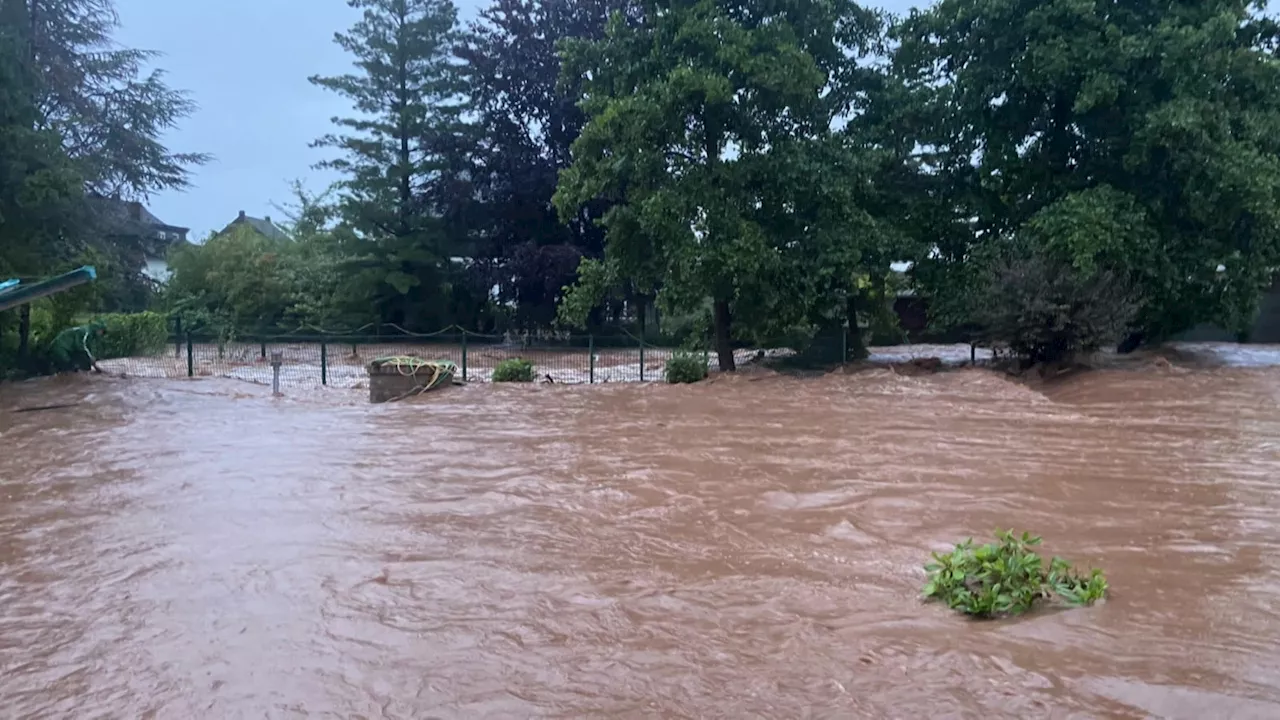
[142,257,171,283]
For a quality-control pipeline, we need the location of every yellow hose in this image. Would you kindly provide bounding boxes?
[371,357,457,400]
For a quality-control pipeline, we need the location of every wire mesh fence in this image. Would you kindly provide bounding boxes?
[97,329,727,389]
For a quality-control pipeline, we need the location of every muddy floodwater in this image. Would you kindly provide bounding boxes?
[3,361,1280,718]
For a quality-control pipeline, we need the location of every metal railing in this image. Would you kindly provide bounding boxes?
[101,327,709,388]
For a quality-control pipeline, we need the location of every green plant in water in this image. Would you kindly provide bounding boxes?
[492,357,535,382]
[923,530,1107,618]
[664,350,708,384]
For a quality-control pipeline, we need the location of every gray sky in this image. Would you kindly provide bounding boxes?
[112,0,919,240]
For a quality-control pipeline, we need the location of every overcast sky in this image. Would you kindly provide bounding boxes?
[112,0,922,239]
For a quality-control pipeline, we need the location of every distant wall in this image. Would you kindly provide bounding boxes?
[142,257,171,284]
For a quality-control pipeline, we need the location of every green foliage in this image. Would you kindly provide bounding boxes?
[492,357,535,382]
[162,183,468,336]
[0,3,86,280]
[0,0,202,381]
[555,0,887,370]
[556,257,617,330]
[454,0,616,330]
[14,0,1280,360]
[959,244,1140,365]
[164,223,293,333]
[664,351,707,384]
[28,0,208,197]
[309,0,466,329]
[95,311,169,359]
[657,304,713,350]
[923,531,1108,618]
[893,0,1280,346]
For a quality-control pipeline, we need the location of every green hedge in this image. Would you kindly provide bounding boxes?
[96,312,170,359]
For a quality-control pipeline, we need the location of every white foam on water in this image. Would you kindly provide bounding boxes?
[1166,342,1280,367]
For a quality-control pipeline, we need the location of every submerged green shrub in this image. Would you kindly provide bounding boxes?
[664,350,708,384]
[923,530,1107,618]
[492,357,535,382]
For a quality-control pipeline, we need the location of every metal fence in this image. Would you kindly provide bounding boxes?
[97,329,724,388]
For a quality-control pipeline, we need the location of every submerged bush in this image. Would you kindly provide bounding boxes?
[492,357,534,382]
[924,530,1107,618]
[664,350,707,384]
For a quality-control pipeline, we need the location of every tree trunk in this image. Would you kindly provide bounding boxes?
[396,3,412,238]
[713,299,735,372]
[1117,331,1144,354]
[703,117,734,372]
[845,293,866,361]
[18,304,31,363]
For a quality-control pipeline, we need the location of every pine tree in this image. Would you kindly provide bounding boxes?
[310,0,464,328]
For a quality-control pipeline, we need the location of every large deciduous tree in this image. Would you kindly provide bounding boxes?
[894,0,1280,352]
[555,0,882,370]
[310,0,465,329]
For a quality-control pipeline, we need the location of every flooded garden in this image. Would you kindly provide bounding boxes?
[3,348,1280,717]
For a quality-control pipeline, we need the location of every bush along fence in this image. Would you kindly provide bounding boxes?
[96,322,744,388]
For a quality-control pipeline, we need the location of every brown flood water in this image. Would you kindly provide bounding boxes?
[2,366,1280,718]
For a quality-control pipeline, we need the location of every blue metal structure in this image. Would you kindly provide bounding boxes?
[0,266,97,313]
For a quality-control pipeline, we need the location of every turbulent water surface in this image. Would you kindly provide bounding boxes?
[2,354,1280,718]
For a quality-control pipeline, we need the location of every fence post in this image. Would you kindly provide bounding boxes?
[321,341,328,386]
[461,331,468,382]
[174,316,182,358]
[17,304,29,363]
[260,340,266,359]
[186,332,194,378]
[589,334,595,384]
[842,325,849,364]
[639,339,645,382]
[270,352,283,397]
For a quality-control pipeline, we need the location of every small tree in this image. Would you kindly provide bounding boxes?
[965,246,1139,366]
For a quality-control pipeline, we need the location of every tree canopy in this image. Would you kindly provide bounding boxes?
[554,0,886,369]
[9,0,1280,374]
[893,0,1280,348]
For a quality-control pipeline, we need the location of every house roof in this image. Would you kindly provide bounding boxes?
[89,195,190,236]
[223,210,289,241]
